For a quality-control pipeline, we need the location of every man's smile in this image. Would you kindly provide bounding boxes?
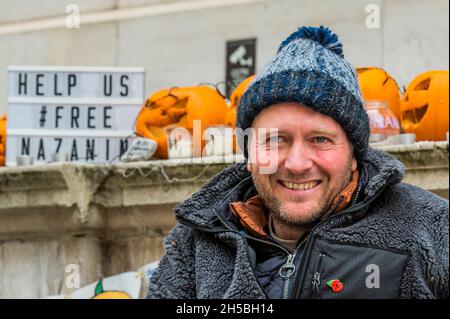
[278,179,321,190]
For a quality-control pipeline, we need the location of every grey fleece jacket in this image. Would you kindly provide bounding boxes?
[147,148,449,299]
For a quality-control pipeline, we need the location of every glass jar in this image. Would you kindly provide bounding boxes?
[364,100,400,144]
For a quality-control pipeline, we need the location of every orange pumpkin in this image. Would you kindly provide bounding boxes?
[400,70,449,141]
[225,75,256,128]
[0,114,6,166]
[92,279,131,299]
[135,86,228,159]
[356,67,401,120]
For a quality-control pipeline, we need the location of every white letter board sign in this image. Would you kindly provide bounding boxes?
[6,66,145,166]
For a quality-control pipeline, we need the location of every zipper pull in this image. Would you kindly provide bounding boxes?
[312,253,325,287]
[310,272,322,299]
[310,252,326,298]
[312,272,321,287]
[279,254,296,278]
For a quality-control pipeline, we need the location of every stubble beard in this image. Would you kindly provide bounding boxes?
[252,159,354,228]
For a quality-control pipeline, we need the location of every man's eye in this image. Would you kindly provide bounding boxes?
[267,136,282,143]
[313,136,330,143]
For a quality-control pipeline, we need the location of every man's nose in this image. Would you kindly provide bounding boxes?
[283,142,314,175]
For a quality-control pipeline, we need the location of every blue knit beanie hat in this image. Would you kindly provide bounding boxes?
[237,25,370,161]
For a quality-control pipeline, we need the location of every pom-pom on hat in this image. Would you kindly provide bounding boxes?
[237,25,370,161]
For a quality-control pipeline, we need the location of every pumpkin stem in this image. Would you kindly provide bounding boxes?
[94,279,104,295]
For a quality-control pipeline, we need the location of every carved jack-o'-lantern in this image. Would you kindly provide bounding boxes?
[135,86,228,159]
[400,70,449,141]
[0,114,6,166]
[225,75,256,128]
[356,67,401,120]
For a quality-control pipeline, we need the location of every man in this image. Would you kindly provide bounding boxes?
[148,26,448,299]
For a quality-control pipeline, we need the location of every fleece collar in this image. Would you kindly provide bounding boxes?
[174,148,405,229]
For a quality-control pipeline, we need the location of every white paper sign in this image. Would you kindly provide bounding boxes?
[8,66,144,100]
[6,66,145,166]
[7,100,140,131]
[7,135,133,163]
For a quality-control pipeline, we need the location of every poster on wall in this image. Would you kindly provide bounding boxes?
[225,38,256,98]
[6,66,145,166]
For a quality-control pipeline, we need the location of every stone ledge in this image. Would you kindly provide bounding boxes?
[373,142,449,198]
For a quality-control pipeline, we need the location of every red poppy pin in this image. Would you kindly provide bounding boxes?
[327,279,344,293]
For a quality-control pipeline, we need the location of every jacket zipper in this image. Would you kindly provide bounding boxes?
[212,207,310,299]
[310,252,326,299]
[280,253,295,299]
[279,241,307,299]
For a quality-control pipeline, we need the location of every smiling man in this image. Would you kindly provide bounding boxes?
[247,102,358,242]
[148,26,448,299]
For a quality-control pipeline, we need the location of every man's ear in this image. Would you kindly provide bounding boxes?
[246,162,251,172]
